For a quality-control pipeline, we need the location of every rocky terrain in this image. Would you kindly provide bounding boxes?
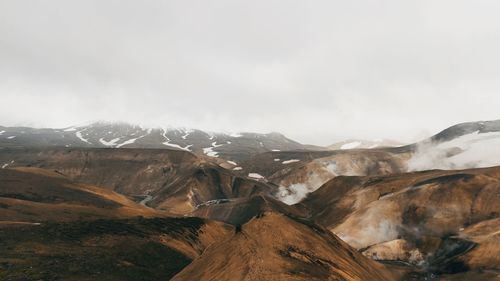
[299,166,500,275]
[0,119,499,280]
[0,166,398,281]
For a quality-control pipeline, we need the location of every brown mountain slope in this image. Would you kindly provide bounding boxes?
[0,167,160,222]
[456,218,500,270]
[0,164,399,281]
[239,148,410,204]
[0,217,233,281]
[0,147,278,215]
[0,167,234,280]
[0,147,200,195]
[190,194,307,225]
[239,150,339,177]
[171,212,397,281]
[149,164,277,215]
[299,166,500,277]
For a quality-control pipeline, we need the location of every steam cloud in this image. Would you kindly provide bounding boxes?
[276,161,338,205]
[408,131,500,171]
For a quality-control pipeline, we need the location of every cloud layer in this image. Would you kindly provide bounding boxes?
[1,1,500,145]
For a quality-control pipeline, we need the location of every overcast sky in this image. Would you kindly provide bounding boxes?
[1,1,500,145]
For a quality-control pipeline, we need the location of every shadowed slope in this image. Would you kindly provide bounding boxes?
[0,167,160,222]
[0,217,233,281]
[0,167,234,280]
[0,147,199,195]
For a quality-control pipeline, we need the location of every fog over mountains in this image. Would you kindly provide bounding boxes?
[3,1,500,145]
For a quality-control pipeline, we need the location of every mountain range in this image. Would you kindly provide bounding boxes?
[0,122,323,163]
[1,119,499,280]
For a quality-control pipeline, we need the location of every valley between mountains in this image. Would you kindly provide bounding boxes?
[1,120,499,280]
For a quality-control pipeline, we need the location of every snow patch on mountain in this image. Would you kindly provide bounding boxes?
[75,130,91,144]
[116,133,148,148]
[248,173,265,179]
[340,141,362,150]
[203,141,224,157]
[330,139,403,150]
[164,142,192,151]
[161,128,192,151]
[203,147,218,157]
[2,160,14,169]
[99,137,121,146]
[282,159,300,164]
[181,129,193,139]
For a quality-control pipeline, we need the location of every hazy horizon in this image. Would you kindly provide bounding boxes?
[2,1,500,145]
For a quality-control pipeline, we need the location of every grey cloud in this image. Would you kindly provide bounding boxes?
[1,0,500,145]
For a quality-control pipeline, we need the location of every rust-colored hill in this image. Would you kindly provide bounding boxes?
[0,148,277,215]
[0,166,399,281]
[0,147,200,196]
[172,212,397,281]
[190,194,307,225]
[237,148,410,204]
[0,167,233,280]
[149,163,276,215]
[300,166,500,279]
[0,167,160,222]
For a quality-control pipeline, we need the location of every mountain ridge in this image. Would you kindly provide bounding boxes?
[0,122,325,162]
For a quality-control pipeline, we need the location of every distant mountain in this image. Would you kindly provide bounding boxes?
[408,119,500,171]
[428,119,500,143]
[0,122,325,162]
[328,139,404,150]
